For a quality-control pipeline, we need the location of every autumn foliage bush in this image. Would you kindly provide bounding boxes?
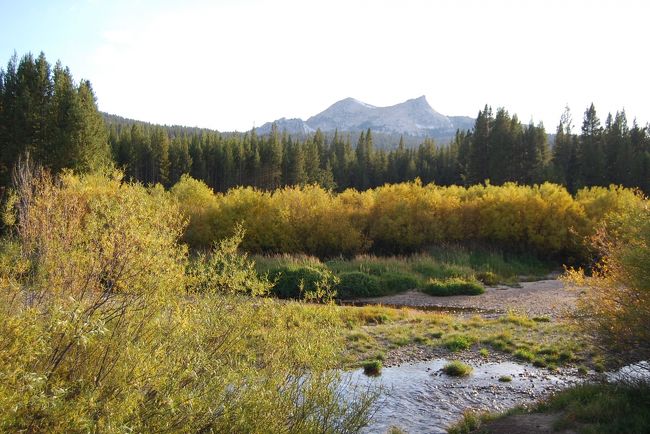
[0,168,374,432]
[172,177,645,261]
[565,197,650,363]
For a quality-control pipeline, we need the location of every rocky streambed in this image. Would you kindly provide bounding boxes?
[343,358,586,434]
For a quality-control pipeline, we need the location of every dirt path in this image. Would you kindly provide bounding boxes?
[354,279,580,318]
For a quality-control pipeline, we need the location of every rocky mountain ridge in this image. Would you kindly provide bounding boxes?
[256,96,474,141]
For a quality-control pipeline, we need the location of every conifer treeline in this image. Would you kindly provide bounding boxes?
[2,52,649,194]
[107,104,650,194]
[0,53,110,187]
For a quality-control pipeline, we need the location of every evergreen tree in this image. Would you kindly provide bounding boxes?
[221,139,235,190]
[353,130,369,190]
[552,106,576,186]
[331,129,353,189]
[604,110,632,186]
[630,121,650,192]
[468,105,492,184]
[189,136,206,181]
[455,129,471,183]
[487,108,516,184]
[521,121,548,184]
[169,137,192,185]
[262,123,283,188]
[151,127,170,185]
[0,52,109,185]
[579,103,606,187]
[74,80,110,170]
[304,135,320,183]
[287,140,307,185]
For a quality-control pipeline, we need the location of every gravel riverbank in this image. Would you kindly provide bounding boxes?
[353,279,580,319]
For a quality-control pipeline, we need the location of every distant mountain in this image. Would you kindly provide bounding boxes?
[256,96,474,143]
[258,117,316,135]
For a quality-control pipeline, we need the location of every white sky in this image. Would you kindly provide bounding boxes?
[4,0,650,132]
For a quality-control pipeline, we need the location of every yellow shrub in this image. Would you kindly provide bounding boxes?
[15,170,186,297]
[212,186,291,253]
[171,177,644,259]
[0,170,375,432]
[170,174,219,248]
[565,198,650,361]
[273,185,368,257]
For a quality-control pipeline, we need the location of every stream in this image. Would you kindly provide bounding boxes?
[343,358,583,434]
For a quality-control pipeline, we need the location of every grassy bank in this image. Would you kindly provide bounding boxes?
[331,304,592,370]
[448,382,650,434]
[253,246,554,300]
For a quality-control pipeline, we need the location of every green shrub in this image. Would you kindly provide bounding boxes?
[268,266,321,298]
[475,270,499,285]
[445,335,474,352]
[362,359,382,376]
[336,271,380,299]
[186,225,270,296]
[442,360,473,377]
[378,271,419,294]
[498,375,512,382]
[268,265,338,301]
[422,278,485,296]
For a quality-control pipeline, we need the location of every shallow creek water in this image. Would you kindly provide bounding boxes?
[343,359,582,434]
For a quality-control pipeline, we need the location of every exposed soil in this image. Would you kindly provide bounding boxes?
[478,413,575,434]
[354,279,581,318]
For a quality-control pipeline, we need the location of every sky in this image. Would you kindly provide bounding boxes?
[2,0,649,132]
